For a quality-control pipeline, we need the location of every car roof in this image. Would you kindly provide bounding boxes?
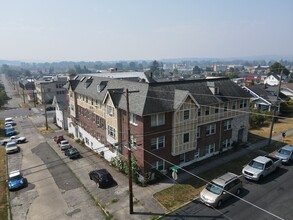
[212,172,238,186]
[5,117,13,121]
[9,170,21,178]
[281,145,293,151]
[92,169,109,175]
[6,141,16,146]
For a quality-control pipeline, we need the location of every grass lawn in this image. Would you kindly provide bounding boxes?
[249,118,292,141]
[155,117,293,212]
[0,148,8,220]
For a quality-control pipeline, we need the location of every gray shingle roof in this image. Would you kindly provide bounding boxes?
[74,76,251,116]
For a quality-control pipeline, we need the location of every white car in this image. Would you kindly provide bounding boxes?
[5,117,15,126]
[5,142,20,154]
[10,136,27,144]
[1,136,26,145]
[59,140,71,150]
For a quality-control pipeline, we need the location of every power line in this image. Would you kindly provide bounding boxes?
[127,143,285,220]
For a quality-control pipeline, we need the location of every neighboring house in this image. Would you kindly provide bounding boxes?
[281,83,293,100]
[264,73,281,86]
[52,95,68,130]
[35,75,68,105]
[18,78,36,102]
[242,85,288,112]
[66,75,251,182]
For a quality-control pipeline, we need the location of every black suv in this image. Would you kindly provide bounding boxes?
[89,169,114,188]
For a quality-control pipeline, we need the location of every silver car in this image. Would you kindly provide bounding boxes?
[5,141,20,154]
[200,172,242,207]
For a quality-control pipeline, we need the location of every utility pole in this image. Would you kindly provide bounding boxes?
[268,70,283,146]
[22,87,26,103]
[42,87,48,130]
[125,88,139,214]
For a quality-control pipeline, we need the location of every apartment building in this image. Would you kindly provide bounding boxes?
[35,75,68,104]
[66,75,251,181]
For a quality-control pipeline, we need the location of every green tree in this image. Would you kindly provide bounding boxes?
[192,65,201,75]
[0,83,9,107]
[129,62,137,71]
[149,60,163,77]
[269,62,290,76]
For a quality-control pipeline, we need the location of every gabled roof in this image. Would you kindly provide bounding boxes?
[268,73,281,81]
[246,85,281,104]
[67,80,79,91]
[74,76,251,116]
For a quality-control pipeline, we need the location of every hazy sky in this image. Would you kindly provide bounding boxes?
[1,0,292,62]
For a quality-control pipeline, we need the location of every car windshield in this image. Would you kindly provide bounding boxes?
[278,149,290,156]
[206,182,223,195]
[61,141,68,144]
[10,175,22,181]
[249,160,264,170]
[7,143,16,148]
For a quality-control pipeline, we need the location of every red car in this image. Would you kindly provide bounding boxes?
[54,135,64,144]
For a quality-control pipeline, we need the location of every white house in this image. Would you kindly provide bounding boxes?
[264,74,281,86]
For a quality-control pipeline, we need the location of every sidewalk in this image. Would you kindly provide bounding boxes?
[47,123,293,220]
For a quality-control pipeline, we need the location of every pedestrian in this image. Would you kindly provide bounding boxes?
[282,132,286,141]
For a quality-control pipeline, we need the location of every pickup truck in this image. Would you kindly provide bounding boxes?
[242,155,281,181]
[1,136,26,146]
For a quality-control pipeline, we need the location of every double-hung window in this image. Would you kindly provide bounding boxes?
[107,105,114,117]
[107,125,116,139]
[223,120,232,130]
[205,143,215,155]
[130,113,137,125]
[183,132,190,143]
[152,160,165,171]
[151,113,165,127]
[183,110,190,120]
[206,123,216,135]
[151,136,165,150]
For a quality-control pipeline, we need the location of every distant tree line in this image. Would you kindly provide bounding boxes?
[0,82,10,108]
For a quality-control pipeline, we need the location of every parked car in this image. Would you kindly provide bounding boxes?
[5,123,13,128]
[5,142,20,154]
[65,148,80,159]
[5,127,16,136]
[46,106,56,111]
[200,172,242,207]
[274,145,293,165]
[1,136,26,145]
[5,117,15,126]
[59,140,71,150]
[8,170,27,191]
[89,169,114,188]
[54,135,64,144]
[242,155,282,181]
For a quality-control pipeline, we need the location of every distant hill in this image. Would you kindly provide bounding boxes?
[0,60,22,66]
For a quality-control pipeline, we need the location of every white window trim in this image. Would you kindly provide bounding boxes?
[224,120,232,131]
[183,110,190,120]
[151,136,165,150]
[152,160,165,171]
[151,113,165,127]
[206,123,216,136]
[107,105,114,117]
[130,113,137,126]
[183,132,190,143]
[107,125,116,139]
